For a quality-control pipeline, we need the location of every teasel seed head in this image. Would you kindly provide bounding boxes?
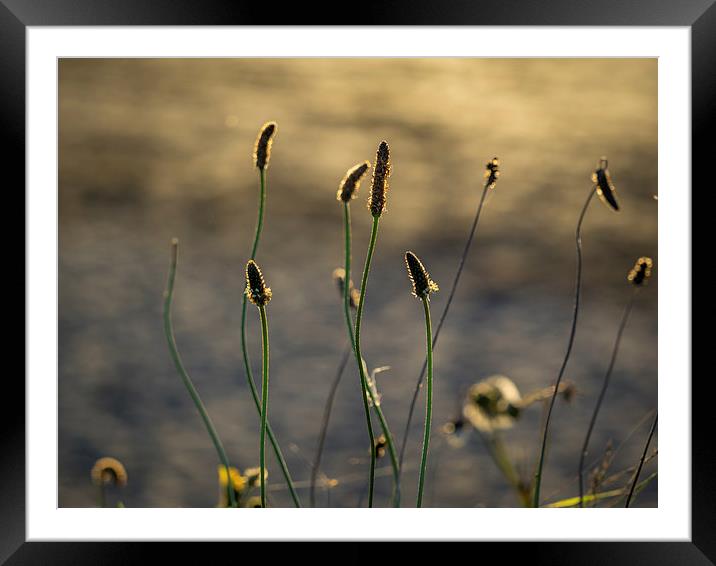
[91,457,128,487]
[332,268,360,309]
[253,121,277,171]
[484,157,500,189]
[337,161,371,203]
[368,141,391,217]
[591,156,620,212]
[405,251,439,300]
[627,256,653,286]
[245,260,272,307]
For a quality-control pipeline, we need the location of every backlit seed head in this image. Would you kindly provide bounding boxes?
[463,376,522,433]
[245,260,272,306]
[368,141,391,217]
[627,257,653,286]
[484,157,500,189]
[591,156,620,212]
[405,251,439,299]
[332,268,360,310]
[338,161,371,203]
[253,121,277,170]
[91,457,128,487]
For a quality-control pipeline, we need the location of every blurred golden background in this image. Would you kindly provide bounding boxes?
[59,58,657,507]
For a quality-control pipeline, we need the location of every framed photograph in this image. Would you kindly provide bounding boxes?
[7,0,707,562]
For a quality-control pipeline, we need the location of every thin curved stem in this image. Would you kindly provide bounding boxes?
[579,287,639,507]
[239,169,301,507]
[352,212,380,507]
[625,413,658,507]
[310,343,351,507]
[416,297,433,508]
[163,239,237,508]
[347,208,401,507]
[532,186,596,508]
[258,304,270,508]
[399,182,490,474]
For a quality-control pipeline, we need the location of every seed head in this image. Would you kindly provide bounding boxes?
[368,141,391,217]
[591,157,619,212]
[253,121,277,170]
[332,268,360,309]
[462,376,522,433]
[91,457,128,487]
[245,260,272,307]
[484,157,500,189]
[405,251,439,299]
[627,257,653,286]
[337,161,371,203]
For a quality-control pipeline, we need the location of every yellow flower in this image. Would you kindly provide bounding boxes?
[217,465,247,494]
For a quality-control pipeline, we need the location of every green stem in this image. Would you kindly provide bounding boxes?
[483,432,530,507]
[416,297,433,508]
[239,169,301,507]
[163,239,237,508]
[259,304,270,508]
[352,212,381,507]
[344,205,401,508]
[533,186,596,508]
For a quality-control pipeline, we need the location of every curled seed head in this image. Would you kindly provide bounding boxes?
[332,268,360,309]
[591,156,620,212]
[253,121,277,170]
[405,251,439,299]
[91,457,128,487]
[627,256,653,286]
[368,141,391,217]
[337,161,371,203]
[245,260,272,306]
[484,157,500,189]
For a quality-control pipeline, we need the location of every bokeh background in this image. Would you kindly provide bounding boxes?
[59,58,658,508]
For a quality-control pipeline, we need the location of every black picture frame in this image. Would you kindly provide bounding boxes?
[5,1,707,563]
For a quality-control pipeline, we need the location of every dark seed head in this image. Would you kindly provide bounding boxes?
[405,251,439,299]
[245,260,272,306]
[332,268,360,310]
[484,157,500,189]
[337,161,371,203]
[253,122,277,170]
[368,141,391,217]
[591,157,619,212]
[627,257,653,286]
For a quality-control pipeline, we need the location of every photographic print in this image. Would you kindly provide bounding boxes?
[58,57,658,510]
